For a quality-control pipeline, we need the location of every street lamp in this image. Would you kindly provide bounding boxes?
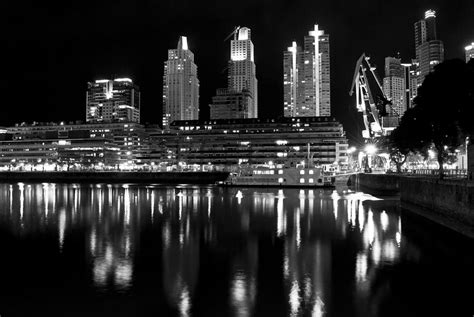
[364,144,377,173]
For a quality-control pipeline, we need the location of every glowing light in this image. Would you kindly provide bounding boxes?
[424,9,436,19]
[364,144,377,155]
[465,43,474,51]
[289,280,301,316]
[381,211,389,231]
[179,36,188,50]
[114,78,132,83]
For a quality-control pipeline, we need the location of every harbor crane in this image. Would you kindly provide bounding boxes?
[349,54,394,140]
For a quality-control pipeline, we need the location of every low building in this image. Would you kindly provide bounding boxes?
[0,122,151,170]
[149,117,348,171]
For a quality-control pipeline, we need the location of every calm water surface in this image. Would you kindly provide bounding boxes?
[0,183,472,316]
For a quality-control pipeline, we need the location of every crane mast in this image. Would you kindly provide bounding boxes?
[349,54,393,140]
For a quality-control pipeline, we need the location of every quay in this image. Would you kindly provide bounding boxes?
[0,171,230,184]
[350,173,474,239]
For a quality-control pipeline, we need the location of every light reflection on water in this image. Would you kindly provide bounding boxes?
[0,182,437,316]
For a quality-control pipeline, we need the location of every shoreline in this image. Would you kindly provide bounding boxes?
[0,171,230,184]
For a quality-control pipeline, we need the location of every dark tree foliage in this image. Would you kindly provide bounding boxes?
[390,59,474,179]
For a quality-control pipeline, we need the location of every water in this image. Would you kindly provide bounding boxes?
[0,183,473,316]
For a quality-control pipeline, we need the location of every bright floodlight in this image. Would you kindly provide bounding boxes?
[365,144,377,155]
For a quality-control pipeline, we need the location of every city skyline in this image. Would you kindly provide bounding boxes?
[4,0,474,143]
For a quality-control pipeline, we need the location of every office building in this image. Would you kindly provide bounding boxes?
[86,78,140,123]
[401,61,418,109]
[414,10,444,85]
[209,89,252,119]
[0,122,151,170]
[466,42,474,62]
[383,57,406,128]
[227,27,258,118]
[149,117,348,170]
[283,25,331,117]
[163,36,200,129]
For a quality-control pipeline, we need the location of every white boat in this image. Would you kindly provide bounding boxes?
[219,166,335,187]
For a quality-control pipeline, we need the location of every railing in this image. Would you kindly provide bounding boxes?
[401,169,470,179]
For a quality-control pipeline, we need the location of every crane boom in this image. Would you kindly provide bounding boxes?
[349,54,393,140]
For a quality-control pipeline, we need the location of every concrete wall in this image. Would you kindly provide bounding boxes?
[400,178,474,231]
[0,171,229,184]
[349,173,400,195]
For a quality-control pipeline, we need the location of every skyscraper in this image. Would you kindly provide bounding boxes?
[401,60,418,109]
[283,24,330,117]
[383,57,406,128]
[466,42,474,62]
[414,10,444,86]
[86,78,140,123]
[162,36,199,129]
[227,27,258,118]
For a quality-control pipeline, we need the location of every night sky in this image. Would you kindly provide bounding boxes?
[4,0,474,144]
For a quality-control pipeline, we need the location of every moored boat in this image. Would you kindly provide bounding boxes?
[218,166,335,187]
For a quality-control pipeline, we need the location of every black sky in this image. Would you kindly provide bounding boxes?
[3,0,474,144]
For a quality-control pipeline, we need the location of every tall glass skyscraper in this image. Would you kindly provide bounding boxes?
[162,36,199,129]
[86,78,140,123]
[283,25,330,117]
[414,10,444,86]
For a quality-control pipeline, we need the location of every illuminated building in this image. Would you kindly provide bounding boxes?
[162,36,200,129]
[382,57,406,128]
[227,27,258,118]
[401,60,418,109]
[466,42,474,62]
[283,25,331,117]
[414,10,444,86]
[209,89,252,119]
[149,117,348,169]
[86,78,140,123]
[0,122,150,170]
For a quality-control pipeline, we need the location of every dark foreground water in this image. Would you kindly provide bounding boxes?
[0,183,473,317]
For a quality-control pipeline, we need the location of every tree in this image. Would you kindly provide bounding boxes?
[390,59,474,179]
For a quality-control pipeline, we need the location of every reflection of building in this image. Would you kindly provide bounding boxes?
[283,25,331,117]
[466,42,474,62]
[163,36,200,129]
[86,78,140,123]
[414,10,444,86]
[149,117,348,168]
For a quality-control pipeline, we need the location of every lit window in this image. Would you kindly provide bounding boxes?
[300,170,305,175]
[278,178,284,183]
[300,178,305,184]
[278,170,283,175]
[309,170,314,175]
[309,178,314,183]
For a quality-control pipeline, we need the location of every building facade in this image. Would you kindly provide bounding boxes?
[86,78,140,123]
[209,89,252,119]
[163,36,200,129]
[414,10,444,86]
[227,27,258,118]
[383,57,406,128]
[149,117,348,170]
[283,25,330,117]
[0,122,150,170]
[466,42,474,62]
